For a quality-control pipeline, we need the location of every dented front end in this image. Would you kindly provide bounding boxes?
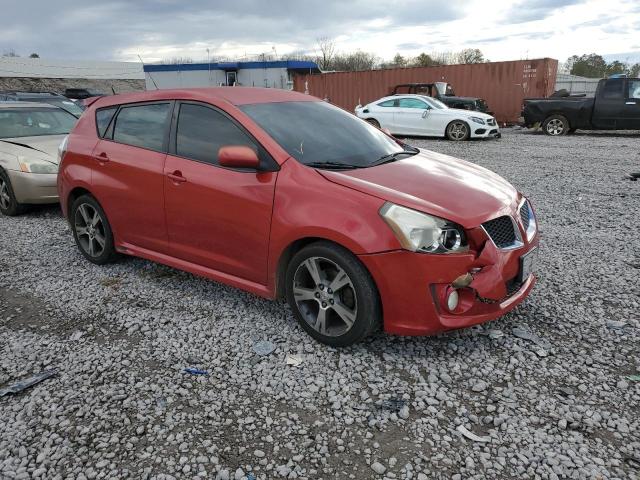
[358,215,539,337]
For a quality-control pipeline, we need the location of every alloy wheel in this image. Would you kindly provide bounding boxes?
[546,119,564,135]
[0,178,10,210]
[449,122,468,140]
[74,203,106,257]
[292,256,358,337]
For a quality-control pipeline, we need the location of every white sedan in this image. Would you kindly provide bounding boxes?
[355,94,500,141]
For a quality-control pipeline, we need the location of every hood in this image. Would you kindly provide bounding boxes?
[318,150,519,228]
[0,134,66,164]
[447,108,493,120]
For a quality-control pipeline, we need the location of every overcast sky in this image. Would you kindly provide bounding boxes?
[1,0,639,64]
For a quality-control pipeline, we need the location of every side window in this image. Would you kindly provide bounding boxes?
[398,98,428,109]
[628,80,640,99]
[176,103,259,166]
[112,103,171,151]
[95,107,118,138]
[601,79,624,100]
[377,100,396,107]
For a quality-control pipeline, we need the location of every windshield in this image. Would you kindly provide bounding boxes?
[0,108,77,139]
[420,96,448,109]
[240,101,405,168]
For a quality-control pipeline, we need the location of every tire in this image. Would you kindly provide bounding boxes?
[366,118,380,128]
[285,241,381,347]
[70,194,117,265]
[446,120,470,141]
[0,169,27,216]
[542,114,570,136]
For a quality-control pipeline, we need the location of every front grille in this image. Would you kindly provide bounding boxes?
[520,201,531,231]
[478,277,523,304]
[482,216,518,249]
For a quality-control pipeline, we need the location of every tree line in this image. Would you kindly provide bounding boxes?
[565,53,640,78]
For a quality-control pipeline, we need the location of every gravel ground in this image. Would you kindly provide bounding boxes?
[1,128,639,480]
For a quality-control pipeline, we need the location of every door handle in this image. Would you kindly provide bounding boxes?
[167,171,187,183]
[626,101,637,105]
[93,152,109,163]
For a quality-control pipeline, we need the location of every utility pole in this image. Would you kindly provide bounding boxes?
[206,48,211,86]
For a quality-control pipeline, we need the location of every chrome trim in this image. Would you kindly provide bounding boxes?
[481,215,524,251]
[519,197,537,242]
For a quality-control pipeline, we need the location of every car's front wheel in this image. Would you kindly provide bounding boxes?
[0,170,27,216]
[543,114,570,136]
[446,121,470,141]
[70,194,117,264]
[285,241,381,347]
[366,118,381,128]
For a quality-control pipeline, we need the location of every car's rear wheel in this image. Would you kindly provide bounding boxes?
[71,194,117,265]
[543,114,570,136]
[446,121,470,141]
[285,241,381,347]
[366,118,380,128]
[0,170,27,216]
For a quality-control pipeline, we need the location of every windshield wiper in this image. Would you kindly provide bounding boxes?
[369,149,418,167]
[304,161,362,170]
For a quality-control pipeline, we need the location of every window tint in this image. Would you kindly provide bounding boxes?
[398,98,428,109]
[176,103,258,166]
[96,107,118,138]
[112,103,170,151]
[240,101,405,167]
[628,80,640,99]
[601,79,624,99]
[0,108,77,139]
[377,100,396,107]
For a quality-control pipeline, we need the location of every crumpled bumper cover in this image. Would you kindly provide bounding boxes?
[359,235,538,336]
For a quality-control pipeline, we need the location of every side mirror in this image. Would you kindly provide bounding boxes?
[218,146,260,169]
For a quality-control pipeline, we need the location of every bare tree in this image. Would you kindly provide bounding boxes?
[162,57,194,64]
[332,51,377,71]
[454,48,486,64]
[2,49,19,57]
[316,37,336,71]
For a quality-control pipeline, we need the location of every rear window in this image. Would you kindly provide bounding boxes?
[96,107,118,138]
[601,79,624,99]
[112,103,171,151]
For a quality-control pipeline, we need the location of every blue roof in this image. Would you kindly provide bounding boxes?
[144,60,319,73]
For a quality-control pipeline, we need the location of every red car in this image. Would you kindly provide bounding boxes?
[58,88,539,346]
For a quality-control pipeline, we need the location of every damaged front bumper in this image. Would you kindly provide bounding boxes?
[359,229,539,336]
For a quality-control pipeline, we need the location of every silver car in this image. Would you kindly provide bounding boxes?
[0,102,76,215]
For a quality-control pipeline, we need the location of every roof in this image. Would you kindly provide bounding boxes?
[0,101,58,109]
[91,87,319,108]
[144,60,320,73]
[0,57,143,79]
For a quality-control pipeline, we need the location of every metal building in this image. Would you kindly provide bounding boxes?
[554,73,601,96]
[293,58,559,124]
[143,60,320,90]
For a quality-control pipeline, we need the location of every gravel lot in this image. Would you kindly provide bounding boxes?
[1,129,639,480]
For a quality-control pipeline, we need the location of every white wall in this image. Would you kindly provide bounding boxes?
[145,67,291,90]
[0,57,143,79]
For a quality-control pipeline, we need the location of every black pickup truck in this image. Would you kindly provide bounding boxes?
[523,76,640,135]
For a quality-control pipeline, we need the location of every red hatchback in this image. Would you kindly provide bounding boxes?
[58,88,539,346]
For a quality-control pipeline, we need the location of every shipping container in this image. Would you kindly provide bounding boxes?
[293,58,558,124]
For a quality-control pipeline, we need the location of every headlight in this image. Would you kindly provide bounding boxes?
[471,117,485,125]
[380,202,468,254]
[18,158,58,174]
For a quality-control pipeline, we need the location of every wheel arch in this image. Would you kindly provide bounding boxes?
[274,235,374,300]
[66,186,93,219]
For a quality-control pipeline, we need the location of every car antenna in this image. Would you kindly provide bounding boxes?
[138,54,159,90]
